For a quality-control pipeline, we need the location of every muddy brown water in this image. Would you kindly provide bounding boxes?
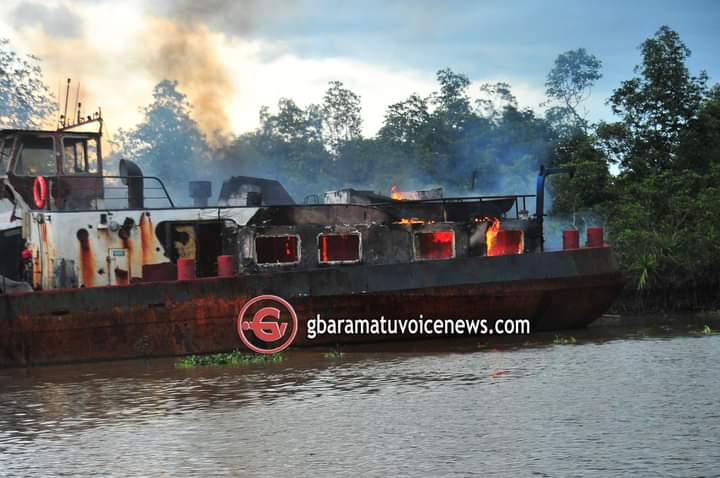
[1,316,719,477]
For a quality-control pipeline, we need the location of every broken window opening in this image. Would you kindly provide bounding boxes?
[414,231,454,260]
[0,138,14,174]
[62,137,98,174]
[488,230,524,256]
[14,136,56,176]
[256,235,300,264]
[318,233,361,263]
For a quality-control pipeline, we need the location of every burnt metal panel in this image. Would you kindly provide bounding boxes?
[247,198,515,227]
[247,204,392,226]
[375,197,516,222]
[323,189,392,205]
[219,176,295,205]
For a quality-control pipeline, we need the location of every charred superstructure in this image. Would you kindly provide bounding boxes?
[0,115,624,366]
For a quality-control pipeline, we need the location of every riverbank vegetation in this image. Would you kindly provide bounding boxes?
[1,25,717,312]
[552,335,577,345]
[549,27,720,312]
[323,346,345,360]
[176,350,284,368]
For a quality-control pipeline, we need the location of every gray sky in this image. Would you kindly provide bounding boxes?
[1,0,717,137]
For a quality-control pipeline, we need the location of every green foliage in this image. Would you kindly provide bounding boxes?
[676,85,720,172]
[548,133,612,214]
[553,335,577,345]
[433,68,473,132]
[321,81,363,155]
[176,350,284,368]
[112,80,210,191]
[599,26,709,176]
[0,38,57,129]
[544,48,602,133]
[378,93,431,149]
[547,26,720,310]
[703,325,713,335]
[323,346,345,360]
[606,168,720,295]
[476,82,518,120]
[216,73,556,198]
[219,97,332,198]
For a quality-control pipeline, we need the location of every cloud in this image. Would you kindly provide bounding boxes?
[11,1,83,38]
[219,49,439,136]
[0,0,588,142]
[147,0,298,37]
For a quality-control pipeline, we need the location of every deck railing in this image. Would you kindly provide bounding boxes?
[45,175,174,211]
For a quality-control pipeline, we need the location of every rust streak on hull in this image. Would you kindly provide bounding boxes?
[139,213,154,265]
[0,274,624,366]
[78,233,95,288]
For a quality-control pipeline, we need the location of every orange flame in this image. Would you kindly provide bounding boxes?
[390,184,402,200]
[485,217,501,256]
[389,184,421,200]
[395,218,425,224]
[479,216,523,256]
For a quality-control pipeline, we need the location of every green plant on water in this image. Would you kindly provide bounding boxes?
[176,350,284,368]
[552,335,577,345]
[636,254,656,291]
[703,325,713,335]
[323,346,345,360]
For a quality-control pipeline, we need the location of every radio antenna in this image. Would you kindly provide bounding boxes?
[57,79,62,126]
[62,78,71,128]
[74,81,81,123]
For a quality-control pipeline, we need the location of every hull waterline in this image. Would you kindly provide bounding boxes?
[1,247,624,366]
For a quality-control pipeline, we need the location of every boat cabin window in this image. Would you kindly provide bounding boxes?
[256,235,300,264]
[14,136,56,176]
[0,138,13,174]
[63,136,98,174]
[414,231,455,260]
[318,233,361,263]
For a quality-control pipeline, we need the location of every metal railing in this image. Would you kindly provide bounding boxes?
[45,175,175,211]
[373,194,536,219]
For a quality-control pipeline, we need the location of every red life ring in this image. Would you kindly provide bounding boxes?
[33,176,47,209]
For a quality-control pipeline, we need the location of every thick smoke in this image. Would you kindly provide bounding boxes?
[142,18,233,146]
[153,0,296,36]
[10,0,296,146]
[142,0,297,145]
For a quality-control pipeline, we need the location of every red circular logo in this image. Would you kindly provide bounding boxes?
[236,295,298,354]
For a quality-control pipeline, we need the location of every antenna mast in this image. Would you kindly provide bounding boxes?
[74,81,81,124]
[62,78,71,128]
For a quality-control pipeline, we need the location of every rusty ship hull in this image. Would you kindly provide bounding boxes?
[1,123,625,367]
[0,247,623,366]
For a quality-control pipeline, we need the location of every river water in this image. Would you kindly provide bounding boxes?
[1,318,719,477]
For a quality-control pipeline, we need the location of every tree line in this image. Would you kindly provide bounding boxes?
[112,72,557,202]
[1,26,718,310]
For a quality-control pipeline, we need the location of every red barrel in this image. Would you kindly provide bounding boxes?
[217,255,235,277]
[177,258,196,280]
[587,227,604,247]
[563,229,579,250]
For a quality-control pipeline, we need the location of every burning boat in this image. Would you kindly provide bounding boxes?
[0,113,624,366]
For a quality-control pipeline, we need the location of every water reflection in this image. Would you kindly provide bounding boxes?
[1,318,719,476]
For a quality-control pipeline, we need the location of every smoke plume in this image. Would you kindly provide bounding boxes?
[142,18,233,146]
